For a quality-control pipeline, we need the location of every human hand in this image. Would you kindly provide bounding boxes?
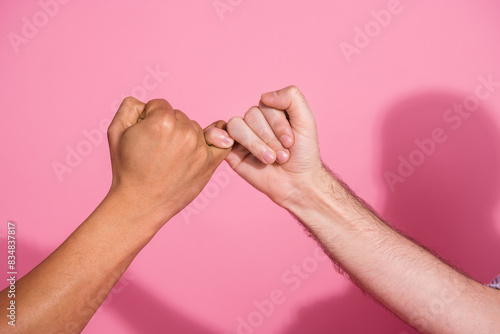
[106,97,232,230]
[210,86,323,208]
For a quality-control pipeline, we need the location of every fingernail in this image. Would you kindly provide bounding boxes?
[280,135,293,148]
[263,150,276,164]
[262,91,278,100]
[277,150,289,164]
[222,136,234,147]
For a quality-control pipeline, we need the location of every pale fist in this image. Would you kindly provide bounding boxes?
[207,86,323,208]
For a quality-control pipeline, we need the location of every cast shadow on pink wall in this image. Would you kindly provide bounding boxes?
[11,92,500,333]
[107,282,218,333]
[15,243,217,333]
[278,91,500,333]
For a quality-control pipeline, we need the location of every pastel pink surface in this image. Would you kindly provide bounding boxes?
[1,1,500,333]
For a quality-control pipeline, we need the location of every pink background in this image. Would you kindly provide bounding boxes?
[2,0,500,333]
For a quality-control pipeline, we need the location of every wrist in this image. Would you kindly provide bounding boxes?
[283,165,339,222]
[101,186,174,238]
[282,164,367,233]
[68,190,164,265]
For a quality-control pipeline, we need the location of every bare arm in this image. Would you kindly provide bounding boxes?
[287,165,499,333]
[0,97,231,333]
[0,193,156,333]
[216,86,500,334]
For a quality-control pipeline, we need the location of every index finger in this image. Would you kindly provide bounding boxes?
[258,101,294,149]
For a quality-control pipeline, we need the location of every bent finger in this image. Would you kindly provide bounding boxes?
[227,116,276,165]
[204,120,233,148]
[257,101,294,149]
[244,106,290,164]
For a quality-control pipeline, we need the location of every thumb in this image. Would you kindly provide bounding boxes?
[260,85,316,135]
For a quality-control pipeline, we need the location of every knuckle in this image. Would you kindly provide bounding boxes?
[227,116,244,132]
[146,98,172,113]
[272,119,289,134]
[246,139,257,153]
[190,119,202,132]
[182,126,199,146]
[122,96,139,106]
[159,113,174,130]
[244,106,261,122]
[267,137,282,149]
[148,98,168,106]
[149,113,174,134]
[287,85,300,95]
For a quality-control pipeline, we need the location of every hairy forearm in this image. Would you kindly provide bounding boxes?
[285,165,500,334]
[0,192,159,333]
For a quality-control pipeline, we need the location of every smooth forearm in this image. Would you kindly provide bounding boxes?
[285,165,499,334]
[0,95,228,333]
[0,191,160,333]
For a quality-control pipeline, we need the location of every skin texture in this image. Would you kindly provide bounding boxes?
[2,87,499,333]
[0,97,231,333]
[217,86,500,334]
